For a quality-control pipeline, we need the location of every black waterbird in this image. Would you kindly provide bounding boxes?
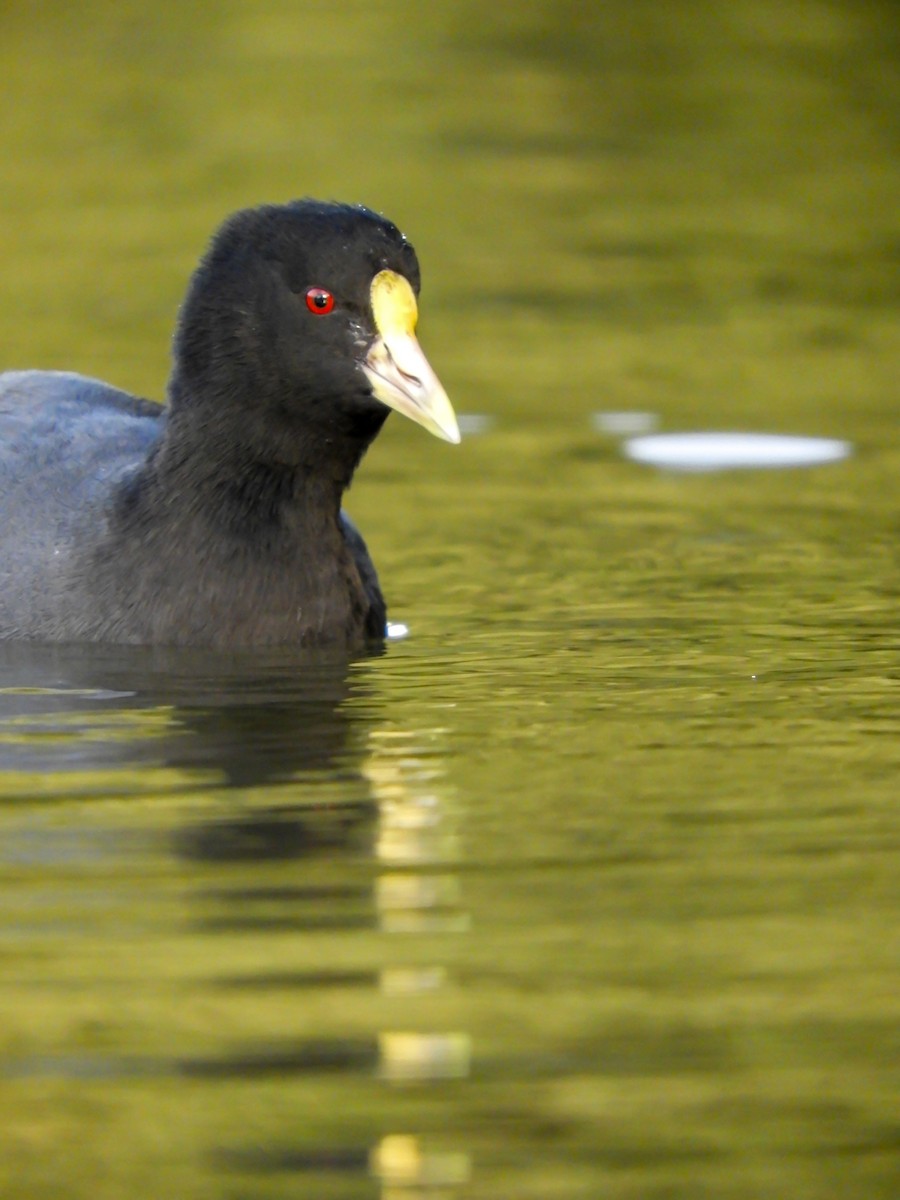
[0,200,459,647]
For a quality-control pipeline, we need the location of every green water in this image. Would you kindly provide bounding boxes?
[0,2,898,1197]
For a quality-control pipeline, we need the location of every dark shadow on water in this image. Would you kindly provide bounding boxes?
[216,1145,370,1174]
[179,1039,379,1079]
[0,639,381,779]
[0,638,382,832]
[176,799,376,865]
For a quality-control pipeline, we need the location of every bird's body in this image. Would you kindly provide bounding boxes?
[0,201,458,647]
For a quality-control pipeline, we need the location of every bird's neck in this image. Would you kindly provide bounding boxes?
[159,375,384,504]
[146,439,344,548]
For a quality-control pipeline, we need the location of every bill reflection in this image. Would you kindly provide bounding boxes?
[168,680,471,1196]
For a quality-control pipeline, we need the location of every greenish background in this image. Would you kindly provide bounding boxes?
[0,2,897,1198]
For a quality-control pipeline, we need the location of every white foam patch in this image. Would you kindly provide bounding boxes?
[386,622,410,641]
[623,432,853,472]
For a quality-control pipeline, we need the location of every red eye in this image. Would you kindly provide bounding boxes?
[305,287,335,314]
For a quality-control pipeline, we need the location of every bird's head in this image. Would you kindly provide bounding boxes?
[171,199,459,455]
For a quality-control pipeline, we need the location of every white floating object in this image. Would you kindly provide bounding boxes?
[457,412,495,435]
[592,410,659,435]
[623,432,853,472]
[386,622,410,641]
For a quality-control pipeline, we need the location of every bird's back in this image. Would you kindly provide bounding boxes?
[0,370,164,635]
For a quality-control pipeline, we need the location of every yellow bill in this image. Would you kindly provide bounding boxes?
[362,270,460,444]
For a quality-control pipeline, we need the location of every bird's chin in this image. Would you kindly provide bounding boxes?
[353,391,392,435]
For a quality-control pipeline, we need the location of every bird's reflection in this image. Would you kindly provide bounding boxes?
[0,638,378,863]
[0,639,471,1196]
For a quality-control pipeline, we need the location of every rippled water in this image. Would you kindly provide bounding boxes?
[1,3,898,1198]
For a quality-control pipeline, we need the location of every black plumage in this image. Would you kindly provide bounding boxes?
[0,200,458,647]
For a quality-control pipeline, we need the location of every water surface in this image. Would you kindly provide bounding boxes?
[0,3,897,1198]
